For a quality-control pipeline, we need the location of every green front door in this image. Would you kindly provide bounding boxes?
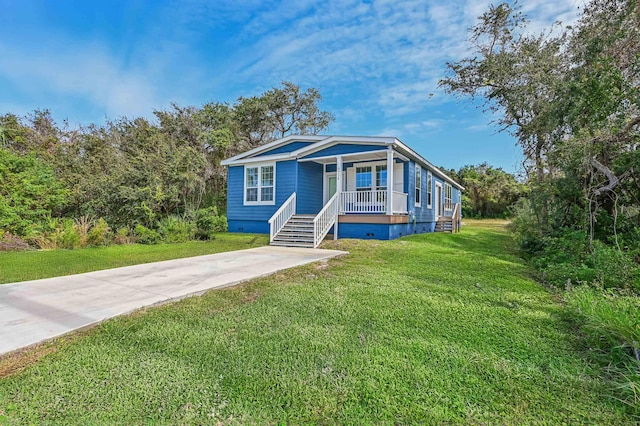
[328,176,337,199]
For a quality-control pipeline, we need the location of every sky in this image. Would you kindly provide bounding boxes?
[0,0,584,173]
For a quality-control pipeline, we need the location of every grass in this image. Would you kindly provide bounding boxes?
[0,233,268,284]
[565,286,640,409]
[0,221,636,423]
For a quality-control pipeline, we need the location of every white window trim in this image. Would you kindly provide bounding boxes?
[243,162,276,206]
[444,182,453,211]
[415,164,422,207]
[427,171,432,209]
[352,160,389,192]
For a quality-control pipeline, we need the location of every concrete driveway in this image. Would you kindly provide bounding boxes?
[0,245,346,355]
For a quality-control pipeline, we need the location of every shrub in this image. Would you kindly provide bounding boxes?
[87,218,111,247]
[74,215,94,247]
[113,227,131,245]
[159,216,196,243]
[0,231,32,251]
[195,206,227,239]
[509,198,544,255]
[134,224,161,245]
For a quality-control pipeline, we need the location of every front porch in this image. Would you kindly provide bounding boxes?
[339,190,408,215]
[310,147,410,216]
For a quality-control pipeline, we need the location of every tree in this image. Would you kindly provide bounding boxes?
[234,81,334,148]
[0,148,69,236]
[439,3,567,227]
[440,0,639,245]
[444,163,527,218]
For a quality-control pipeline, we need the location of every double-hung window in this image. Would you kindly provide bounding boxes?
[427,171,432,208]
[444,183,452,210]
[244,163,275,205]
[355,166,372,191]
[415,165,422,207]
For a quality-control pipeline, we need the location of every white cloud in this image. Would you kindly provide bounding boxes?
[212,0,581,121]
[0,41,159,121]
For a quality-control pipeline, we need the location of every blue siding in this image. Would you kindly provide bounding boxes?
[303,144,385,159]
[337,221,435,240]
[226,161,297,224]
[254,141,316,156]
[228,220,270,234]
[296,162,323,214]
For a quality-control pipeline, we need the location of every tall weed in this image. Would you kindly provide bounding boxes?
[566,286,640,412]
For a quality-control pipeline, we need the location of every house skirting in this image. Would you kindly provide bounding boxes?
[337,214,408,224]
[337,221,435,240]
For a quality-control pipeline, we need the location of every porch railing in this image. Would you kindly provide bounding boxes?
[313,192,339,247]
[443,202,462,233]
[392,191,408,214]
[340,190,387,213]
[268,192,296,242]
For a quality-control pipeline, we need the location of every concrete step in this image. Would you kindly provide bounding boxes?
[274,235,315,242]
[276,231,314,238]
[270,240,314,248]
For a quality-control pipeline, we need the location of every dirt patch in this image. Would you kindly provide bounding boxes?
[0,342,58,378]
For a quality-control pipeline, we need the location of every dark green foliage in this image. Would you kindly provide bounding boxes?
[0,82,332,247]
[444,163,526,218]
[443,0,640,294]
[158,216,196,244]
[134,225,162,245]
[195,206,228,239]
[0,148,69,236]
[86,218,110,247]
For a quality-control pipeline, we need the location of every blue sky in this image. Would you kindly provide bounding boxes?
[0,0,582,173]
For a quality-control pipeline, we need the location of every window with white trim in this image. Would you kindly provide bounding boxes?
[375,165,387,190]
[355,166,372,191]
[244,163,275,205]
[444,183,453,210]
[415,165,421,207]
[427,171,432,208]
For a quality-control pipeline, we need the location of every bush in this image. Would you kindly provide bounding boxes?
[195,206,227,239]
[113,227,131,245]
[508,198,544,255]
[0,231,32,251]
[159,216,196,243]
[87,218,111,247]
[134,224,161,245]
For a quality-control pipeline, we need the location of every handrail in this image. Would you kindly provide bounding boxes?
[451,202,461,233]
[268,192,296,243]
[313,192,339,248]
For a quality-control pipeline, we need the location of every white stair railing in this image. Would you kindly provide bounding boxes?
[268,192,296,243]
[313,192,339,248]
[452,202,461,233]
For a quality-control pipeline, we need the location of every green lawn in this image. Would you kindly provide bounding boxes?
[0,233,268,284]
[0,221,634,423]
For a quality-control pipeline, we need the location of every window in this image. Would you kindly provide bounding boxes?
[427,171,432,208]
[415,165,421,207]
[356,166,372,191]
[444,183,453,210]
[244,163,275,205]
[375,165,387,190]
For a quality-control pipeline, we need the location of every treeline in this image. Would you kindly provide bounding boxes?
[0,82,333,248]
[442,163,527,218]
[441,0,640,411]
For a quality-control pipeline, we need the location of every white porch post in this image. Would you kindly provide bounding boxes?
[386,148,393,215]
[335,156,343,239]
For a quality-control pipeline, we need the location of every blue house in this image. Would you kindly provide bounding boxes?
[221,135,463,247]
